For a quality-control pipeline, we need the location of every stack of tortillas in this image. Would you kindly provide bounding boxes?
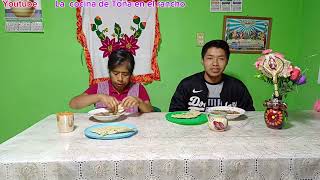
[91,126,134,136]
[171,111,201,119]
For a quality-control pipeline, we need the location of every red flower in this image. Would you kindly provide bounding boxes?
[94,16,102,25]
[140,22,146,29]
[314,100,320,112]
[133,15,140,24]
[120,35,140,55]
[99,37,120,58]
[290,67,301,81]
[133,15,139,20]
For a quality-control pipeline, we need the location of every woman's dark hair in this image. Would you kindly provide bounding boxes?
[108,49,135,74]
[201,40,230,60]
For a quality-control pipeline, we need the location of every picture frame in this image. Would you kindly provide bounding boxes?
[222,16,272,54]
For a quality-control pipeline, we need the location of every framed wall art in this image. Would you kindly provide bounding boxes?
[222,16,272,54]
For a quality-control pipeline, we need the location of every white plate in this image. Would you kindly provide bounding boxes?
[88,108,125,122]
[205,106,245,119]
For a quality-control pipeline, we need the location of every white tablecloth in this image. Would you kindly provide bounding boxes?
[1,111,320,180]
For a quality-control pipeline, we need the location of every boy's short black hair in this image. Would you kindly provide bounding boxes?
[201,40,230,60]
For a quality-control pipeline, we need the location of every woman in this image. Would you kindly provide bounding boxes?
[69,49,153,113]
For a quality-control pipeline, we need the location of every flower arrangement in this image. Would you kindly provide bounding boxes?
[90,15,146,58]
[254,49,307,129]
[254,49,307,99]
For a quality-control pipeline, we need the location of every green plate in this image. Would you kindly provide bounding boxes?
[165,111,208,125]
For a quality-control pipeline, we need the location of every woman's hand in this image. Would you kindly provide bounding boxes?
[121,96,142,109]
[98,94,119,112]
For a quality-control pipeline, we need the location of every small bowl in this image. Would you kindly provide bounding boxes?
[11,7,35,17]
[88,108,124,122]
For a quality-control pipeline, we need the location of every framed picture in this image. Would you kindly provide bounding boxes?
[210,0,243,12]
[4,0,43,32]
[222,16,272,54]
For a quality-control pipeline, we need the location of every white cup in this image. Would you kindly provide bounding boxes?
[207,113,228,131]
[56,112,74,133]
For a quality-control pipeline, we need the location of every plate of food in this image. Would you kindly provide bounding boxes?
[88,106,125,122]
[84,122,138,140]
[206,106,245,119]
[165,111,207,125]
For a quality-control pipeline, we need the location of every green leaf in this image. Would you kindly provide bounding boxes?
[134,29,142,38]
[130,26,136,31]
[96,31,105,41]
[114,23,121,36]
[102,27,108,33]
[91,24,97,31]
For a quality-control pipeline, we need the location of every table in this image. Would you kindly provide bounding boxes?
[1,111,320,180]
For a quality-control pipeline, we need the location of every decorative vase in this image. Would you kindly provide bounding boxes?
[263,97,288,129]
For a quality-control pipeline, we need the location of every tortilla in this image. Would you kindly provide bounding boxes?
[117,104,125,113]
[94,112,111,116]
[91,126,135,136]
[94,104,125,116]
[171,111,201,119]
[109,104,125,115]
